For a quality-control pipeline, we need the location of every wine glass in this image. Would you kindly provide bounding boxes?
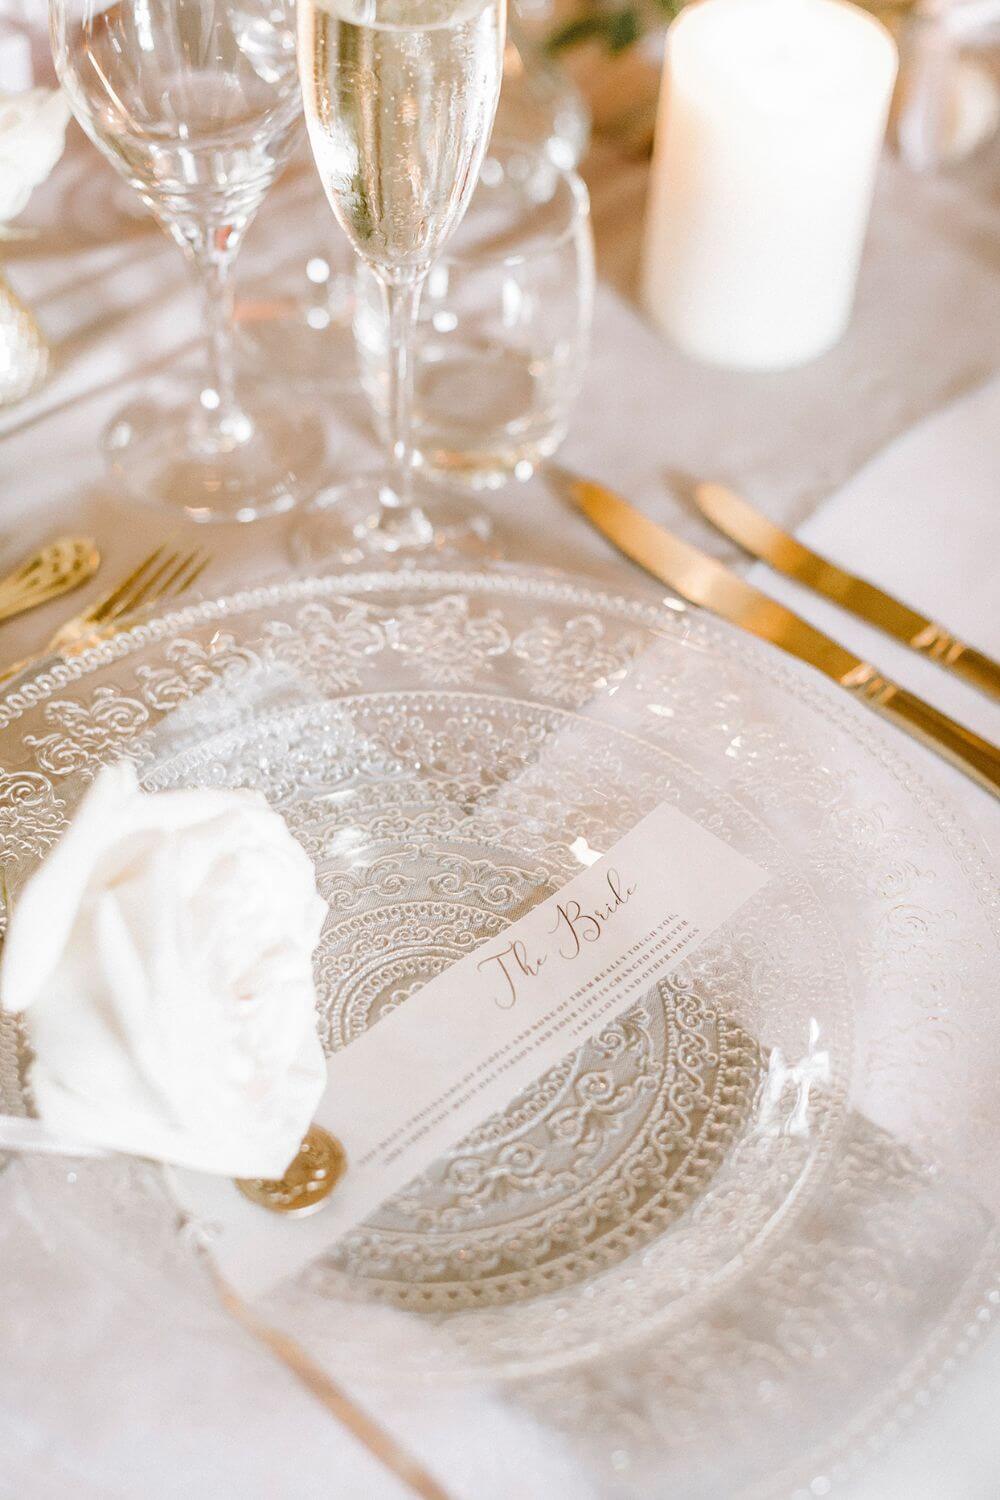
[50,0,326,523]
[295,0,507,559]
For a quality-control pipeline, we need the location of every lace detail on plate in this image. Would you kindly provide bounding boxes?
[260,600,385,692]
[510,612,645,706]
[0,768,66,857]
[23,686,151,777]
[136,632,258,712]
[319,982,764,1313]
[386,595,511,685]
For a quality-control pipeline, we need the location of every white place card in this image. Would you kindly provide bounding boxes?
[172,803,769,1298]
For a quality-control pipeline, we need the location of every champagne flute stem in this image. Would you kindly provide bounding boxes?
[379,270,424,512]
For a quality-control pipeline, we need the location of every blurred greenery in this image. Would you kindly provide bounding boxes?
[547,0,912,55]
[548,0,685,54]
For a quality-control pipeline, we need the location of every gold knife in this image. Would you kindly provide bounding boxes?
[695,482,1000,704]
[560,471,1000,799]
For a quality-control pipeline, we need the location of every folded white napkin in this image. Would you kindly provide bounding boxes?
[747,373,1000,789]
[1,762,328,1177]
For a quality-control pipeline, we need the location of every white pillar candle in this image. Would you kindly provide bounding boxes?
[641,0,898,371]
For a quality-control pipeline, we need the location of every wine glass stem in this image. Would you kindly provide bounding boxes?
[379,270,424,512]
[195,233,251,444]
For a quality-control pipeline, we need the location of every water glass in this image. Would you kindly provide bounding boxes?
[355,147,594,488]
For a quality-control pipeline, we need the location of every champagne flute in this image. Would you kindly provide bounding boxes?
[50,0,326,523]
[239,0,587,395]
[296,0,506,558]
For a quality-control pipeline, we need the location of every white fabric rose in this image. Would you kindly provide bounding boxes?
[0,762,328,1178]
[0,86,71,224]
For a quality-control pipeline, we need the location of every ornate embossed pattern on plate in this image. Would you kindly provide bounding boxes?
[0,566,997,1499]
[138,690,834,1324]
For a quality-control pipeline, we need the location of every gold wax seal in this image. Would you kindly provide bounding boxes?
[235,1124,345,1217]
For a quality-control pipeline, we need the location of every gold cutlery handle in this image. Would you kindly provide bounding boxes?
[910,623,1000,703]
[950,644,1000,704]
[845,666,1000,797]
[0,538,99,625]
[694,483,1000,708]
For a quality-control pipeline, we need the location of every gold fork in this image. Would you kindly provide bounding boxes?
[0,544,210,687]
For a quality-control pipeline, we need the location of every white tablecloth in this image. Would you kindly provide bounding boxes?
[1,117,999,1499]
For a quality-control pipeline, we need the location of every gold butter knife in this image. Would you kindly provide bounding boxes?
[559,471,1000,799]
[694,482,1000,704]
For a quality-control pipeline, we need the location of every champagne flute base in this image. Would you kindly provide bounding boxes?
[102,374,327,524]
[290,472,492,564]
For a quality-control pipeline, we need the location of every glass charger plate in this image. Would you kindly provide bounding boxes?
[1,563,997,1497]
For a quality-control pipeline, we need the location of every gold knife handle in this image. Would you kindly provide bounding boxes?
[947,645,1000,704]
[910,625,1000,705]
[844,665,1000,797]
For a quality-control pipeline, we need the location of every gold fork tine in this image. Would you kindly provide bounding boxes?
[160,549,210,600]
[0,546,211,687]
[43,545,169,652]
[127,549,209,617]
[103,549,185,622]
[95,547,210,627]
[166,553,211,600]
[84,546,167,626]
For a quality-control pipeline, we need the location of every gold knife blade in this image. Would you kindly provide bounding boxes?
[560,471,1000,799]
[694,482,1000,704]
